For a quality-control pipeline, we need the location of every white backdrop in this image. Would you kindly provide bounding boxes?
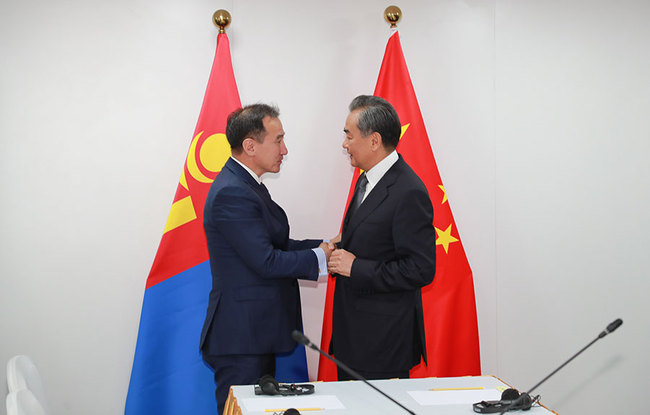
[1,0,648,414]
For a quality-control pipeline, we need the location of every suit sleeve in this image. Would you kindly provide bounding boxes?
[207,186,319,281]
[349,187,436,292]
[287,238,322,251]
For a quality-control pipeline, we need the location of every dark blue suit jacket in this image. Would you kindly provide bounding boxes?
[200,158,320,356]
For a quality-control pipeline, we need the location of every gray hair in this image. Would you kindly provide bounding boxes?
[349,95,401,149]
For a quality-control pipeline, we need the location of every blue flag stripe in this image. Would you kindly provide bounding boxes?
[126,261,310,414]
[126,261,217,414]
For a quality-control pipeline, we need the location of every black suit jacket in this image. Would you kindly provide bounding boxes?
[201,158,320,357]
[332,155,436,372]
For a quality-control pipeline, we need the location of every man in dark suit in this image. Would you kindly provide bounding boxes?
[200,104,333,414]
[328,95,436,381]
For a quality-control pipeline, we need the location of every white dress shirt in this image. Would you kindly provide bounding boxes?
[361,150,399,203]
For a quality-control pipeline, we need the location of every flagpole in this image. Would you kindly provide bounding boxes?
[212,9,232,33]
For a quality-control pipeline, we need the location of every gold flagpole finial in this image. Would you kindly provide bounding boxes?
[212,9,232,34]
[384,5,402,28]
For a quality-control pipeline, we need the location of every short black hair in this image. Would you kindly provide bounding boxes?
[226,103,280,151]
[349,95,401,149]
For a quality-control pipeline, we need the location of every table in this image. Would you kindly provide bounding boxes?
[224,375,557,414]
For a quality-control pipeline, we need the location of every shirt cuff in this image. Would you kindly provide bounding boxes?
[312,247,328,277]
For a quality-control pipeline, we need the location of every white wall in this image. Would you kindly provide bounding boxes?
[1,0,648,414]
[494,0,650,410]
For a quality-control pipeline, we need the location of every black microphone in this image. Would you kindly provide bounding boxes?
[291,330,417,415]
[599,318,622,338]
[495,318,623,414]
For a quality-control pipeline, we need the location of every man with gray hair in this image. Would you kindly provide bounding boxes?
[328,95,436,380]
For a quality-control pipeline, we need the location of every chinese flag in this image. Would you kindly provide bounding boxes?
[318,31,481,380]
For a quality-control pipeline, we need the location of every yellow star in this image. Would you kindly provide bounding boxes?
[435,224,459,254]
[439,185,448,204]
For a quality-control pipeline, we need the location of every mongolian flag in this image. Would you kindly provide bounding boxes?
[318,31,481,380]
[125,32,307,415]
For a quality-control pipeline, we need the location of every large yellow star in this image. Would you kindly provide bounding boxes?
[435,224,459,254]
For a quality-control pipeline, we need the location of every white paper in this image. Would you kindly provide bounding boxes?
[408,389,501,406]
[242,394,344,412]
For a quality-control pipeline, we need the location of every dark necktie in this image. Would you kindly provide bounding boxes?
[258,182,288,224]
[258,182,271,198]
[348,173,368,217]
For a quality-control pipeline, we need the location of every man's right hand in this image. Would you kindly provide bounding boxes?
[319,241,334,261]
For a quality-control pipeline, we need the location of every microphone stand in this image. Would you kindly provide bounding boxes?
[292,330,416,415]
[498,318,623,414]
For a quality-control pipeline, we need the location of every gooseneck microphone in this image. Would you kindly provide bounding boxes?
[496,318,623,414]
[291,330,416,415]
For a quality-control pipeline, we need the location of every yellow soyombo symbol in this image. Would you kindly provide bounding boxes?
[164,196,196,233]
[163,131,231,234]
[187,132,231,183]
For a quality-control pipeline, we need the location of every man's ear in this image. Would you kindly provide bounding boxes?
[370,132,383,151]
[242,137,256,156]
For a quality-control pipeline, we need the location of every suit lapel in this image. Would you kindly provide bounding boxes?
[224,158,259,190]
[342,158,403,240]
[225,158,289,233]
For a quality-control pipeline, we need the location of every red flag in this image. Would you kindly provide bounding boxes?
[146,33,240,289]
[318,31,480,380]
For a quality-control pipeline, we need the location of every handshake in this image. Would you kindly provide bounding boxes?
[319,233,354,277]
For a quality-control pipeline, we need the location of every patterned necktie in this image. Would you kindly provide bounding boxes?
[348,173,368,217]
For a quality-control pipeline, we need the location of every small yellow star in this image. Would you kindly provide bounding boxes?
[435,224,459,254]
[400,123,410,139]
[439,185,448,204]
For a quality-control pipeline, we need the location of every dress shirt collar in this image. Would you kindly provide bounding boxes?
[231,156,262,184]
[364,150,399,192]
